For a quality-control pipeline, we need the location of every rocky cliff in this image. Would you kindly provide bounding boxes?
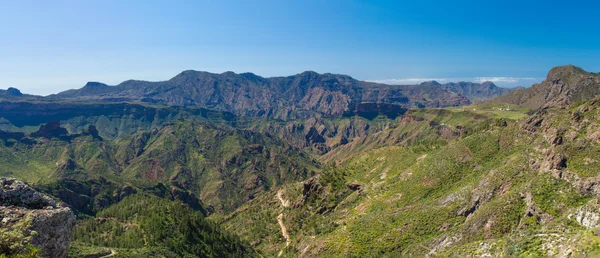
[493,65,600,109]
[51,70,470,119]
[0,177,76,258]
[420,81,520,101]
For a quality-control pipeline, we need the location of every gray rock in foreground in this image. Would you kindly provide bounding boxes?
[1,177,76,258]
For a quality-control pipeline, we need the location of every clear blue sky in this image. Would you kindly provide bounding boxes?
[1,0,600,95]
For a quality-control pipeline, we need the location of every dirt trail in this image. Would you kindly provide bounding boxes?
[277,190,291,257]
[99,249,116,258]
[277,189,290,207]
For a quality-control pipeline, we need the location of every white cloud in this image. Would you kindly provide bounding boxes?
[367,77,542,87]
[369,78,450,84]
[473,77,538,83]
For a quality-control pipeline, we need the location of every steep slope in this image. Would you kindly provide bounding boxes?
[0,101,237,139]
[69,194,257,257]
[493,65,600,109]
[0,120,319,214]
[52,71,470,119]
[0,87,25,97]
[113,121,320,212]
[220,96,600,257]
[0,87,43,100]
[420,81,520,101]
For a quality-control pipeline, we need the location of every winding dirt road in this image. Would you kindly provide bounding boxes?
[277,190,291,257]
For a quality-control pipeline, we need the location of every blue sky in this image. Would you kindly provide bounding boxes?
[1,0,599,95]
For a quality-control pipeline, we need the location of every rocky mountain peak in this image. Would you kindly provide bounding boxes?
[0,87,24,97]
[546,65,587,81]
[299,70,320,77]
[5,87,23,96]
[74,81,114,96]
[420,81,442,86]
[492,65,600,109]
[221,71,237,77]
[480,81,497,88]
[83,81,108,88]
[30,120,68,139]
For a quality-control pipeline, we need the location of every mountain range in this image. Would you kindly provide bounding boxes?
[44,71,521,119]
[4,65,600,257]
[422,80,523,101]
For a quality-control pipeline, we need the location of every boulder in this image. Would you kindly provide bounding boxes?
[0,178,76,258]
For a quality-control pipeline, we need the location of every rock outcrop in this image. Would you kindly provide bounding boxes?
[30,120,68,139]
[0,177,76,258]
[493,65,600,110]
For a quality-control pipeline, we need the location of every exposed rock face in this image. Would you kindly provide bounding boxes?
[30,120,68,138]
[421,81,518,101]
[51,70,471,120]
[252,116,378,155]
[493,65,600,110]
[0,178,76,258]
[345,103,407,119]
[570,199,600,229]
[0,101,235,139]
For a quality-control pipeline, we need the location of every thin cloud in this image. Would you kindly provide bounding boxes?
[369,78,450,84]
[368,77,542,85]
[473,77,538,83]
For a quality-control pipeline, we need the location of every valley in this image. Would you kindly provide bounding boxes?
[3,65,600,257]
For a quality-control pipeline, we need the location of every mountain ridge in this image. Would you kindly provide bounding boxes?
[49,70,473,119]
[492,65,600,109]
[427,81,522,101]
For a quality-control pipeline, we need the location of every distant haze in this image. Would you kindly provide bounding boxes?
[368,77,543,88]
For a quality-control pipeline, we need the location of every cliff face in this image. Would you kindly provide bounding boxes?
[0,101,236,139]
[493,65,600,109]
[424,81,519,101]
[51,70,471,119]
[0,178,76,258]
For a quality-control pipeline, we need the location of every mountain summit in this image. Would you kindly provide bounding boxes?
[52,71,471,119]
[420,81,519,101]
[493,65,600,109]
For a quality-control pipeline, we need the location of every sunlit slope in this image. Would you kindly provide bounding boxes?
[0,120,319,215]
[221,97,600,257]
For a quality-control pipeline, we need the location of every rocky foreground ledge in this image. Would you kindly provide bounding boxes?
[0,177,76,258]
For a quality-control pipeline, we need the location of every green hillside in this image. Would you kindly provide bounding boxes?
[69,194,257,257]
[0,120,319,215]
[219,97,600,256]
[4,66,600,257]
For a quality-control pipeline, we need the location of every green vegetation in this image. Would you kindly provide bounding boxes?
[5,67,600,256]
[220,96,600,256]
[0,120,319,215]
[446,103,531,121]
[0,215,40,258]
[71,194,257,257]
